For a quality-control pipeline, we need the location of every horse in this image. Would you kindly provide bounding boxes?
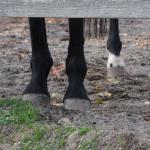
[23,18,124,111]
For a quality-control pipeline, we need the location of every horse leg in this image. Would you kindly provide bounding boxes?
[23,18,53,107]
[64,18,90,111]
[107,19,125,77]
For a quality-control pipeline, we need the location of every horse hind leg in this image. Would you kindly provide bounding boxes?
[63,18,91,111]
[23,18,53,108]
[107,19,126,78]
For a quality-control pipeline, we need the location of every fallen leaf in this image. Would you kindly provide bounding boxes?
[51,102,63,107]
[107,78,120,84]
[97,91,112,98]
[47,18,63,24]
[51,92,61,98]
[50,64,65,77]
[17,53,25,60]
[95,85,102,93]
[95,99,104,105]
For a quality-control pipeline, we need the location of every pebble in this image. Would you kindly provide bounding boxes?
[58,118,71,125]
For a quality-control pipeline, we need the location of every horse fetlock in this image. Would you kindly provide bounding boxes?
[23,59,50,96]
[31,57,53,72]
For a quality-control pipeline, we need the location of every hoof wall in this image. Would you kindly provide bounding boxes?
[22,94,50,107]
[23,94,52,117]
[64,98,91,111]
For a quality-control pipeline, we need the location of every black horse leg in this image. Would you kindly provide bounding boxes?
[64,18,90,111]
[107,19,125,69]
[23,18,53,107]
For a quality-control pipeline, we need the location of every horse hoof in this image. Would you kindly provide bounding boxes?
[107,67,128,78]
[64,98,91,111]
[22,94,50,108]
[23,94,51,117]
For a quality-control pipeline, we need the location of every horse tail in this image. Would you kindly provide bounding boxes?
[84,18,108,39]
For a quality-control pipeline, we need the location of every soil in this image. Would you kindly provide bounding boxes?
[0,17,150,148]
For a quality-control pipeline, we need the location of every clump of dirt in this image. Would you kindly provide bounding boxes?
[0,17,150,148]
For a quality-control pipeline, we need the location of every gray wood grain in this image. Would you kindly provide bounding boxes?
[0,0,150,18]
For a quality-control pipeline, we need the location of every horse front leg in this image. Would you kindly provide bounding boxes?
[23,18,53,107]
[64,18,91,111]
[107,19,126,77]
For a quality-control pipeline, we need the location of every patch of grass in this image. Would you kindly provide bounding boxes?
[0,125,22,145]
[50,125,76,149]
[0,99,101,150]
[117,136,127,148]
[78,127,92,136]
[0,99,39,125]
[19,125,77,150]
[79,138,98,150]
[78,128,99,150]
[20,125,47,150]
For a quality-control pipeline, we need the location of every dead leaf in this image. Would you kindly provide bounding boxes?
[107,78,120,84]
[17,53,25,60]
[50,64,65,77]
[97,91,112,98]
[51,92,61,98]
[51,102,63,107]
[47,18,63,24]
[95,85,102,93]
[95,99,104,105]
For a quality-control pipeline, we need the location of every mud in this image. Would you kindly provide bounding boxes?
[0,18,150,147]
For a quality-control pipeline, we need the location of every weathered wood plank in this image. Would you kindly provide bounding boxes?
[0,0,150,18]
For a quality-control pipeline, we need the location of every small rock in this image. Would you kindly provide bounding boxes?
[58,118,71,125]
[144,101,150,105]
[143,115,150,121]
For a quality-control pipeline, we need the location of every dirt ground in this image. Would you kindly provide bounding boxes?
[0,17,150,149]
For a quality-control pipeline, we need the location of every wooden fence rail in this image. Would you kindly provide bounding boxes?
[0,0,150,18]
